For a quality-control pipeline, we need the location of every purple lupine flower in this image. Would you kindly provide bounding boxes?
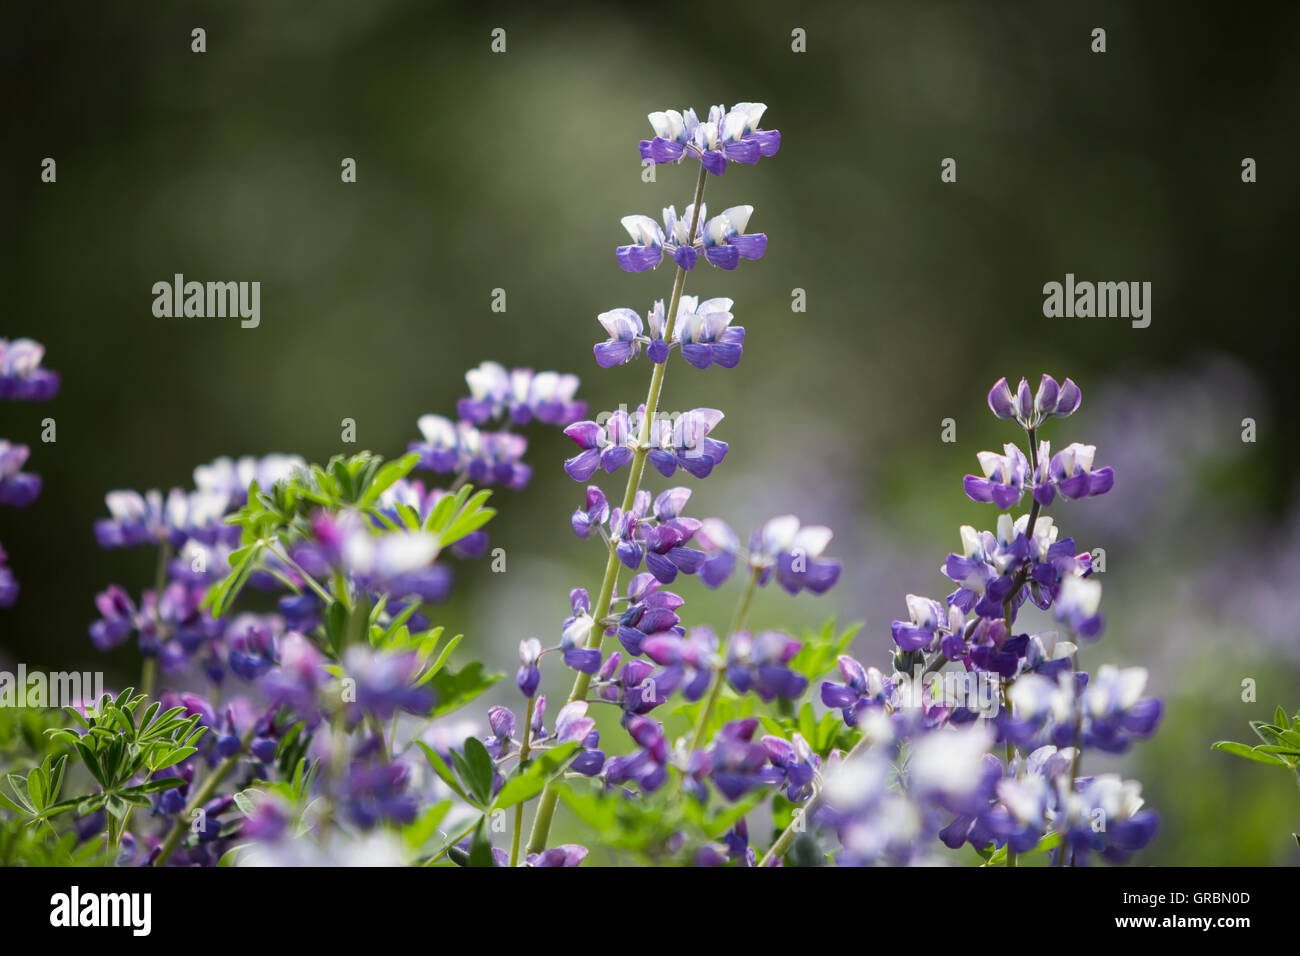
[943,520,1025,619]
[1078,665,1163,751]
[517,638,542,697]
[709,718,784,800]
[609,572,684,656]
[614,214,667,272]
[694,518,739,588]
[607,490,650,569]
[593,308,645,368]
[526,845,589,867]
[641,625,716,702]
[1057,774,1159,865]
[988,374,1081,429]
[0,544,16,607]
[603,715,670,792]
[700,205,768,270]
[560,588,601,674]
[944,514,1094,623]
[562,408,633,480]
[0,338,60,400]
[597,658,667,716]
[455,362,585,427]
[262,632,326,724]
[597,295,743,369]
[614,205,704,273]
[225,614,279,680]
[293,511,444,601]
[1040,442,1115,504]
[570,486,609,539]
[1055,575,1104,638]
[616,204,767,273]
[752,515,842,595]
[88,585,137,650]
[409,415,461,472]
[963,442,1030,510]
[484,705,516,759]
[1010,666,1162,755]
[644,407,728,478]
[648,295,743,367]
[762,733,820,802]
[0,442,41,508]
[459,428,532,490]
[889,594,951,653]
[677,297,744,369]
[92,487,229,549]
[641,518,706,584]
[341,646,434,722]
[548,701,605,776]
[725,631,807,702]
[192,454,305,509]
[821,654,892,727]
[638,103,780,176]
[341,752,419,829]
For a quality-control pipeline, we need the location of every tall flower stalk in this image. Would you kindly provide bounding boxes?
[526,103,793,855]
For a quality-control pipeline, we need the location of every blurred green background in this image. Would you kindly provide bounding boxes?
[3,0,1298,863]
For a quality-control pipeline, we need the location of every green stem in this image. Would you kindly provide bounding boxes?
[141,542,173,700]
[511,695,536,867]
[153,725,254,866]
[686,567,760,754]
[525,162,709,857]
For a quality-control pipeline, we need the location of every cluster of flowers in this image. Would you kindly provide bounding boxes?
[409,363,584,491]
[800,374,1162,866]
[0,337,59,606]
[66,364,582,864]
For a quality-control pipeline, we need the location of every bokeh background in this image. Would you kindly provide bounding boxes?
[3,0,1299,863]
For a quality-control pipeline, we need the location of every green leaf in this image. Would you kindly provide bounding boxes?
[455,737,495,806]
[418,743,473,805]
[429,661,502,718]
[492,743,580,811]
[359,453,421,509]
[132,776,188,795]
[468,818,494,867]
[1211,740,1291,766]
[554,782,618,832]
[492,774,545,810]
[416,634,463,686]
[402,801,453,853]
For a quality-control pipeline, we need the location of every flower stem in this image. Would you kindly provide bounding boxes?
[511,695,536,867]
[140,541,173,700]
[525,162,709,857]
[153,725,254,866]
[686,567,760,754]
